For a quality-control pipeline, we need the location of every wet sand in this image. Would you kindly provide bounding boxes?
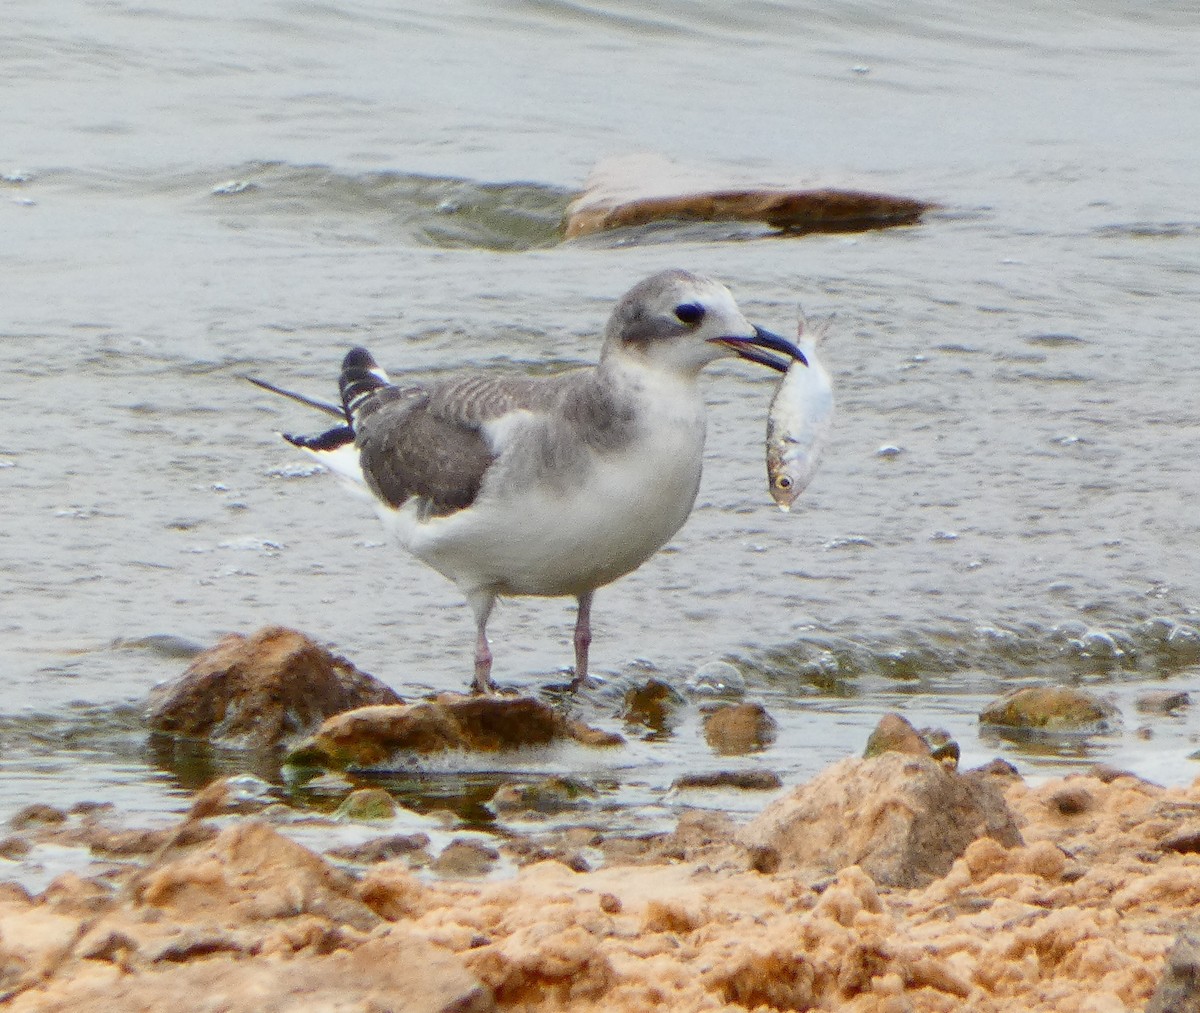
[2,758,1193,1012]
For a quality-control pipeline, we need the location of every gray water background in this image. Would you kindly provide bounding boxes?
[4,0,1200,855]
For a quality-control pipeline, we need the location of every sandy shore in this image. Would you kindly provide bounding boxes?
[2,753,1197,1012]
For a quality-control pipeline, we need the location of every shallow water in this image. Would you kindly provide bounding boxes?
[4,0,1200,859]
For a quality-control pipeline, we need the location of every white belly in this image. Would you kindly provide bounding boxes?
[382,391,707,598]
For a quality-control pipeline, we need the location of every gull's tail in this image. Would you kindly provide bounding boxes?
[245,357,370,495]
[339,347,391,423]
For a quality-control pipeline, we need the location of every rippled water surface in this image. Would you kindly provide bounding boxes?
[4,0,1200,855]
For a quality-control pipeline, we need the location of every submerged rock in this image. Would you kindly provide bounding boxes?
[979,685,1119,733]
[288,695,623,770]
[489,777,597,816]
[1137,689,1192,715]
[702,702,778,756]
[145,627,402,751]
[620,678,685,734]
[672,770,783,792]
[739,753,1023,888]
[333,788,399,822]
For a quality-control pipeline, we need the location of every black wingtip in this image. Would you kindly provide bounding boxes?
[282,425,355,452]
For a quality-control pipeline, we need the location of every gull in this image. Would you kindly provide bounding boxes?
[249,269,806,693]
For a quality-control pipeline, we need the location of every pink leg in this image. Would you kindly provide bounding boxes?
[570,591,593,690]
[469,593,496,694]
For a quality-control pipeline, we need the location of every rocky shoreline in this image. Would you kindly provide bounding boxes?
[2,629,1197,1011]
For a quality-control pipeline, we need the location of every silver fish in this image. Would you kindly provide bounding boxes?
[766,316,834,511]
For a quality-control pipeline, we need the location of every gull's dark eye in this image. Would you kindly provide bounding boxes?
[674,303,705,326]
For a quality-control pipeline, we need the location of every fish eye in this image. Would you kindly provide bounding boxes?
[674,303,705,326]
[776,475,794,490]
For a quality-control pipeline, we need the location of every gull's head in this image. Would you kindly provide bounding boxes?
[602,269,806,376]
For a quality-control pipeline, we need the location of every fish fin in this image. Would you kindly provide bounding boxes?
[796,308,836,348]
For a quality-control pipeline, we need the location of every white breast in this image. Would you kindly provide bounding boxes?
[388,367,708,599]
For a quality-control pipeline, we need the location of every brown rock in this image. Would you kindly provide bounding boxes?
[326,832,431,865]
[620,678,685,735]
[10,804,67,830]
[979,685,1119,732]
[702,702,778,756]
[1138,690,1192,714]
[290,696,622,769]
[0,835,31,860]
[1159,826,1200,855]
[1146,926,1200,1013]
[738,753,1023,888]
[672,770,783,791]
[488,777,596,815]
[1047,783,1096,816]
[432,838,500,879]
[563,155,935,239]
[863,713,932,758]
[145,627,401,751]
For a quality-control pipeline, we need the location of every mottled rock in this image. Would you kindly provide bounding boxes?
[489,777,596,816]
[433,838,500,878]
[1146,926,1200,1013]
[326,833,431,865]
[145,627,401,751]
[1138,690,1192,715]
[563,154,935,239]
[702,702,778,756]
[289,696,623,770]
[980,685,1119,732]
[620,679,685,734]
[333,788,398,822]
[739,753,1023,888]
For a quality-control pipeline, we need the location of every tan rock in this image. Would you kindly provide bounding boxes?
[738,753,1023,887]
[14,745,1200,1012]
[145,626,401,750]
[289,695,622,769]
[137,821,381,932]
[3,933,493,1013]
[702,702,778,755]
[979,684,1119,732]
[863,712,932,758]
